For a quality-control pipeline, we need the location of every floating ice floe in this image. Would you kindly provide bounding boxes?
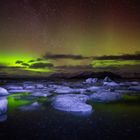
[53,85,88,94]
[52,94,92,113]
[130,82,139,86]
[48,85,62,89]
[119,82,139,87]
[119,82,131,87]
[0,98,8,115]
[5,85,23,90]
[54,86,74,94]
[31,90,52,97]
[128,86,140,91]
[35,84,44,89]
[115,90,132,94]
[72,88,87,94]
[0,87,9,96]
[85,78,98,84]
[20,102,41,111]
[103,76,113,82]
[0,114,7,122]
[90,91,122,102]
[103,82,119,87]
[87,86,102,92]
[24,85,36,90]
[8,89,33,93]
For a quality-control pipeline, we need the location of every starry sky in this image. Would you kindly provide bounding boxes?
[0,0,140,76]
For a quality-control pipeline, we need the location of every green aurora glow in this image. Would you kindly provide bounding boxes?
[0,1,140,76]
[0,52,36,66]
[91,60,140,68]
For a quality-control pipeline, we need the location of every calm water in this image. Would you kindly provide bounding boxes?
[0,93,140,140]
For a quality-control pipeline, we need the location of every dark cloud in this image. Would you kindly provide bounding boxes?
[43,53,90,60]
[15,60,30,67]
[28,60,36,63]
[0,64,7,68]
[55,65,93,69]
[15,60,24,64]
[0,64,24,69]
[15,59,54,69]
[30,63,54,69]
[21,63,30,67]
[94,53,140,60]
[28,58,43,63]
[36,58,43,61]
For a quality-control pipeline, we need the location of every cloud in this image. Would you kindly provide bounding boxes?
[28,58,43,63]
[21,63,30,67]
[94,53,140,60]
[43,53,90,60]
[28,60,36,63]
[43,53,140,61]
[0,64,25,69]
[15,60,30,67]
[15,59,53,69]
[15,60,24,64]
[55,65,93,69]
[29,62,54,69]
[0,64,22,69]
[0,64,7,68]
[36,58,43,61]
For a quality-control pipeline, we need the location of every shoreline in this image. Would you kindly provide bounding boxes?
[0,72,140,82]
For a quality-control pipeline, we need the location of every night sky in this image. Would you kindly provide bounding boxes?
[0,0,140,75]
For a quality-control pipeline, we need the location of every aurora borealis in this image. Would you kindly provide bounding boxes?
[0,0,140,76]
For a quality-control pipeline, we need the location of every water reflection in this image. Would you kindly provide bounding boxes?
[0,114,7,122]
[0,97,8,122]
